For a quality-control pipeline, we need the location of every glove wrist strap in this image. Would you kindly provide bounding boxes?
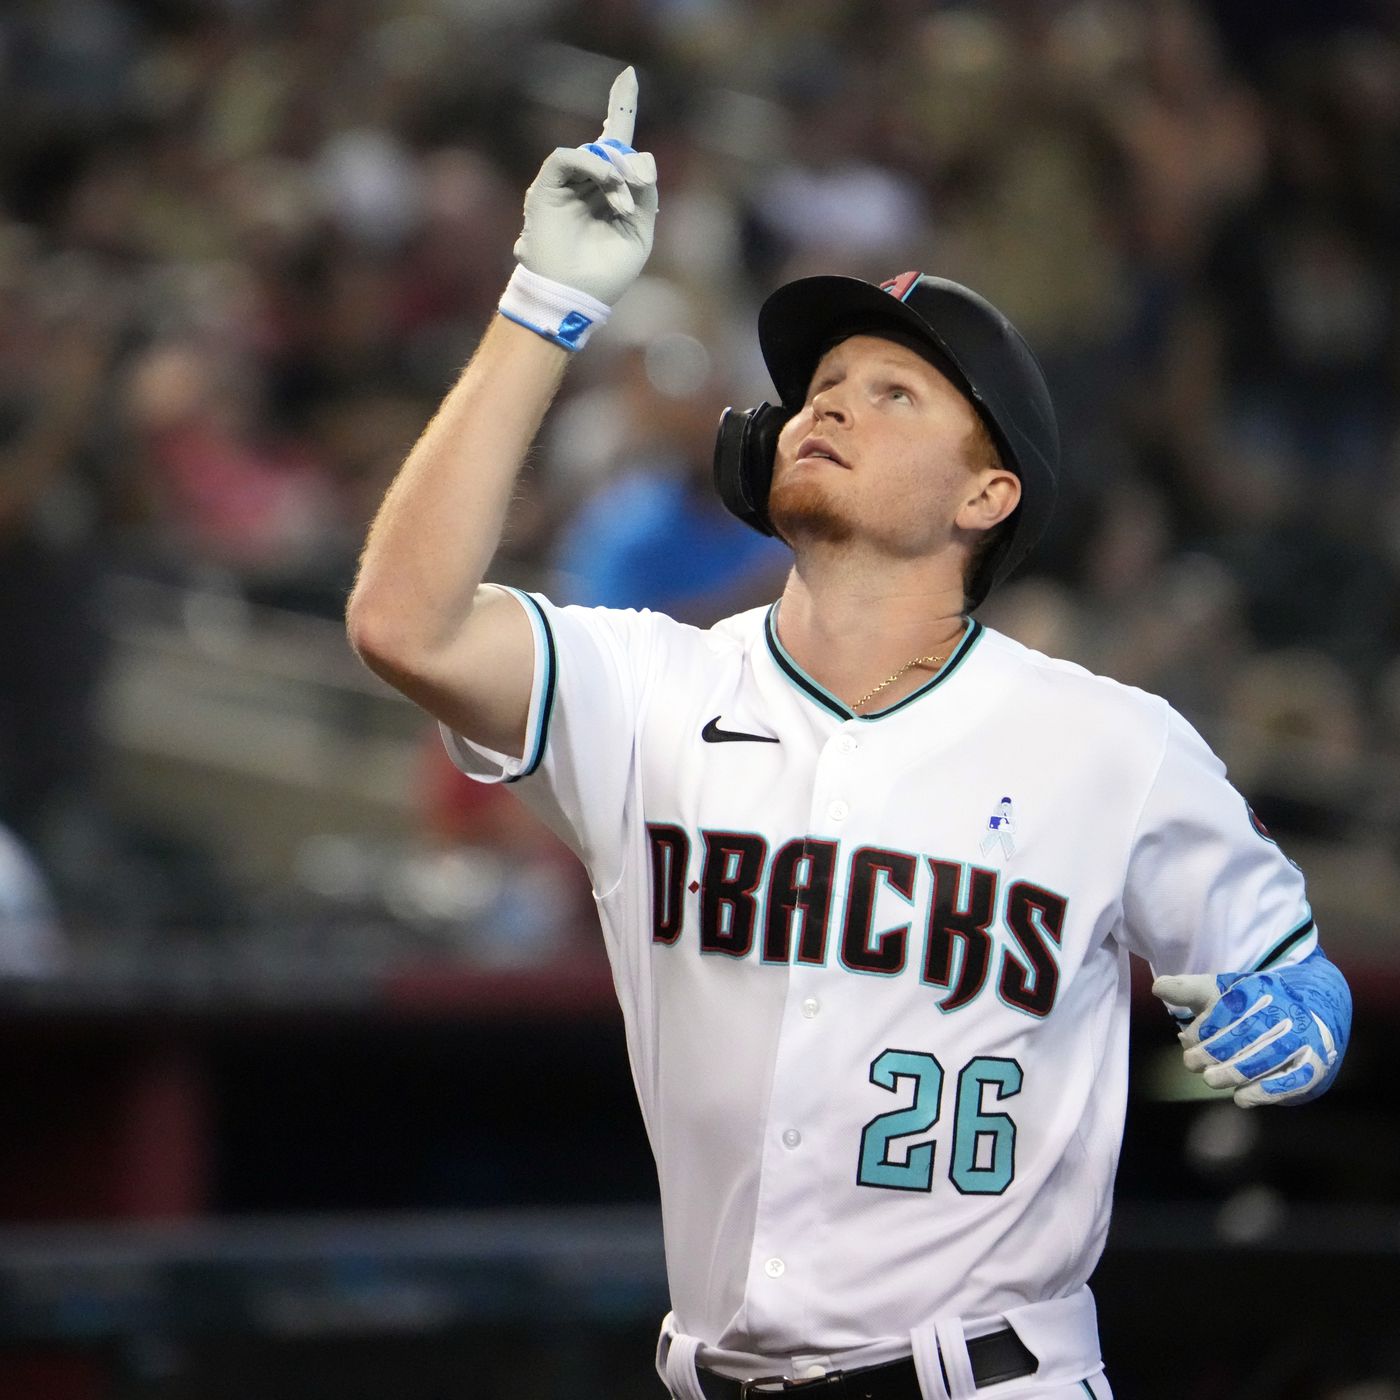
[498,265,611,351]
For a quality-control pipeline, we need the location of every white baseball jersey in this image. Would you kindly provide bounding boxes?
[442,587,1315,1376]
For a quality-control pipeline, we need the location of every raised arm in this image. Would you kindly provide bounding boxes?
[346,68,657,755]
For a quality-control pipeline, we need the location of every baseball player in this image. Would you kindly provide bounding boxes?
[348,70,1352,1399]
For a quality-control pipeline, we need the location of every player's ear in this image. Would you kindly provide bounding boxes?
[955,469,1020,534]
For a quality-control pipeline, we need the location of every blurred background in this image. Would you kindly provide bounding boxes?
[0,0,1397,1395]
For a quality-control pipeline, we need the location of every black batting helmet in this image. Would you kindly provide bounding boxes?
[713,270,1059,608]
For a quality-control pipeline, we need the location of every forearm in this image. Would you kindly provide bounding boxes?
[347,314,569,667]
[346,63,654,735]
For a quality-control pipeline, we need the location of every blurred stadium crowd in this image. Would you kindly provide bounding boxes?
[1,0,1399,960]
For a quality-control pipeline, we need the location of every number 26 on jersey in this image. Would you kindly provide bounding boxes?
[858,1051,1022,1195]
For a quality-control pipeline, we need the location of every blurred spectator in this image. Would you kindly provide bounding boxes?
[1186,30,1400,524]
[418,734,597,966]
[749,52,929,276]
[547,277,790,620]
[553,434,790,620]
[1219,648,1370,842]
[120,331,372,618]
[0,247,117,890]
[0,0,1391,940]
[124,339,340,578]
[0,820,65,977]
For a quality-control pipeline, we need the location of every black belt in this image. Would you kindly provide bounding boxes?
[693,1327,1037,1399]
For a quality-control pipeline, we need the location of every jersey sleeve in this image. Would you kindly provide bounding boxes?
[439,586,655,894]
[1119,706,1316,976]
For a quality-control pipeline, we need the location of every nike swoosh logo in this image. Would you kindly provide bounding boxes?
[701,716,780,745]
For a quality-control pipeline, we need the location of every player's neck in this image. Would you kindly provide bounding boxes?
[775,562,969,712]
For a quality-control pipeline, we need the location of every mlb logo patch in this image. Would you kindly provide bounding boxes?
[980,797,1016,858]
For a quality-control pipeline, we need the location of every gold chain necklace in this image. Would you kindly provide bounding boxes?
[851,626,966,712]
[852,654,947,712]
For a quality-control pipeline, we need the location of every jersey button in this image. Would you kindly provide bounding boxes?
[782,1128,802,1149]
[763,1257,786,1278]
[837,735,858,753]
[800,997,820,1019]
[828,800,849,821]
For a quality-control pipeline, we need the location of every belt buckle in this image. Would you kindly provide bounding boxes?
[739,1375,833,1397]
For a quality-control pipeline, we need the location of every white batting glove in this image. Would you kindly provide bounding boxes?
[498,66,658,351]
[1152,949,1350,1107]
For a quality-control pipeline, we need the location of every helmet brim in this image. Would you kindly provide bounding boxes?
[759,275,983,421]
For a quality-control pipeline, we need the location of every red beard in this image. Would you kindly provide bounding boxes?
[767,472,855,547]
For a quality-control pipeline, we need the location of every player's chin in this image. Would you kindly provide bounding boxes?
[768,476,856,547]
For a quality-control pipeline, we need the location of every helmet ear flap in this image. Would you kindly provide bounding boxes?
[713,403,791,538]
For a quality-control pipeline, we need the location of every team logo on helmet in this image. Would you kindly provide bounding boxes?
[879,271,921,301]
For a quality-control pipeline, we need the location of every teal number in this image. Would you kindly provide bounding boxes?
[857,1052,1024,1196]
[949,1057,1023,1195]
[857,1050,943,1191]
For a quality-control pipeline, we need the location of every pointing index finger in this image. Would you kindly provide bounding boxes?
[601,65,638,148]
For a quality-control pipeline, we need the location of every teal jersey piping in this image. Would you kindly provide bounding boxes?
[1252,912,1317,972]
[763,605,984,720]
[1080,1380,1100,1400]
[499,588,557,782]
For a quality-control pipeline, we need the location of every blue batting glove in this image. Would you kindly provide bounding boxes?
[1152,948,1351,1106]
